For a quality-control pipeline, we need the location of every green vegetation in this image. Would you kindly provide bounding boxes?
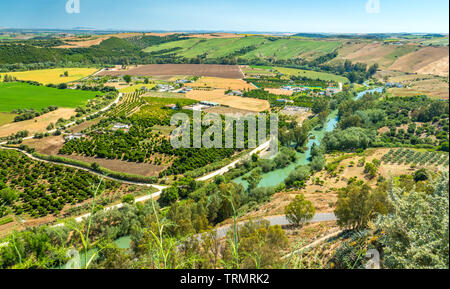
[0,149,120,218]
[0,82,98,112]
[381,148,449,167]
[274,67,349,83]
[284,194,315,226]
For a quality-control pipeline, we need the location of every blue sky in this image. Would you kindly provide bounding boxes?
[0,0,448,33]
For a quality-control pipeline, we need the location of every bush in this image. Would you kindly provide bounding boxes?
[285,194,316,226]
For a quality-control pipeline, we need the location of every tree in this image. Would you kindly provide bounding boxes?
[122,194,135,205]
[244,168,262,192]
[312,98,329,114]
[285,194,315,226]
[364,162,378,179]
[64,71,69,77]
[285,165,311,188]
[376,173,449,269]
[159,187,179,207]
[335,183,388,229]
[123,75,132,84]
[91,162,100,172]
[0,188,18,206]
[58,83,67,89]
[414,169,429,183]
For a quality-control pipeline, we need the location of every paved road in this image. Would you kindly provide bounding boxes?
[214,213,337,239]
[196,140,271,181]
[54,187,165,226]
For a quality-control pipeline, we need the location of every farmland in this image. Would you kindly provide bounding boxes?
[0,108,76,137]
[118,84,156,93]
[189,76,256,90]
[0,26,449,271]
[98,64,244,79]
[0,68,98,85]
[186,89,270,112]
[274,67,349,83]
[0,82,98,112]
[143,36,341,61]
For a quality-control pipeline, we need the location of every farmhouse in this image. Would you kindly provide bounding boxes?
[226,90,243,96]
[183,104,210,111]
[178,87,193,94]
[157,84,175,92]
[165,104,178,110]
[200,101,220,107]
[282,106,311,113]
[111,123,132,132]
[277,99,294,104]
[64,133,85,142]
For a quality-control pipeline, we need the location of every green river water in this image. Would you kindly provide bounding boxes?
[232,87,383,189]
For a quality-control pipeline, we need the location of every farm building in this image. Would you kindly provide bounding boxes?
[111,123,132,132]
[64,133,85,142]
[165,104,178,110]
[200,101,220,107]
[178,87,193,94]
[157,84,175,92]
[282,106,311,113]
[277,99,294,104]
[226,90,243,96]
[183,104,210,111]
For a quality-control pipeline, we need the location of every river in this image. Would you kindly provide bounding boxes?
[232,87,383,189]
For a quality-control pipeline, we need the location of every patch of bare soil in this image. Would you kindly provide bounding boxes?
[204,106,257,116]
[186,89,270,112]
[98,64,244,79]
[62,155,167,177]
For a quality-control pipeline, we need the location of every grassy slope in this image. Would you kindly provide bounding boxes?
[142,38,202,53]
[0,82,98,112]
[0,68,98,85]
[241,39,341,60]
[143,36,340,60]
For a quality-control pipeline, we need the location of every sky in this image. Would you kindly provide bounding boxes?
[0,0,448,33]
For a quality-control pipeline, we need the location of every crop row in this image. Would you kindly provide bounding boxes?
[381,148,449,167]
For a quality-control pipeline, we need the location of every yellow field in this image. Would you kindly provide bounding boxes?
[190,77,256,90]
[186,89,270,112]
[0,68,98,85]
[118,84,156,93]
[0,112,17,126]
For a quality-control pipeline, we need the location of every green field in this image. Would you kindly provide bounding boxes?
[144,36,268,58]
[241,39,341,60]
[273,67,349,83]
[143,36,341,61]
[0,82,99,112]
